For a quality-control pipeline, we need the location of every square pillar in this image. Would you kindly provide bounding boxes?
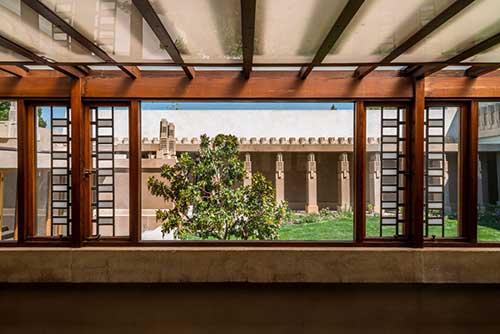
[367,153,380,214]
[337,152,351,211]
[305,153,318,213]
[275,153,285,203]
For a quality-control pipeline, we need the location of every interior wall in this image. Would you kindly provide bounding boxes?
[1,284,499,334]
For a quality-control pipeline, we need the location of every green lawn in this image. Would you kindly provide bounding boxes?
[278,214,500,241]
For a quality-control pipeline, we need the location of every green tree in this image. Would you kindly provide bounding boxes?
[0,100,11,121]
[0,102,47,127]
[37,107,47,128]
[148,134,287,240]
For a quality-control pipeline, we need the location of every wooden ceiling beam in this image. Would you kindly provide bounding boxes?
[410,32,500,78]
[0,34,81,79]
[131,0,194,79]
[0,65,29,77]
[355,0,476,79]
[241,0,256,79]
[299,0,365,79]
[465,65,500,77]
[21,0,140,79]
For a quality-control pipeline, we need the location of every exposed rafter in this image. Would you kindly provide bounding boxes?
[355,0,476,79]
[299,0,365,79]
[465,65,500,77]
[240,0,256,79]
[131,0,195,79]
[408,32,500,78]
[0,65,29,77]
[21,0,139,79]
[0,34,81,78]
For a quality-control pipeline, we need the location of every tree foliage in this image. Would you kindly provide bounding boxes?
[0,102,46,128]
[0,101,11,121]
[148,134,286,240]
[37,107,47,128]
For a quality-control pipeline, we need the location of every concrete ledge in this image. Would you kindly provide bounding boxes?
[1,247,500,283]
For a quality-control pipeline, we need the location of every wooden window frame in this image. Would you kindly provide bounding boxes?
[0,69,497,247]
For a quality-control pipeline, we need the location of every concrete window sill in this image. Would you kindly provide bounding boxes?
[1,247,499,284]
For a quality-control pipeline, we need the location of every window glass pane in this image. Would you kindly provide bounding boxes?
[41,0,173,63]
[397,0,500,63]
[91,106,129,237]
[254,0,348,64]
[366,106,407,238]
[478,102,500,242]
[323,0,454,63]
[0,1,101,62]
[0,45,30,62]
[0,100,17,241]
[468,44,500,63]
[141,102,354,241]
[36,105,71,237]
[424,106,460,238]
[152,0,241,63]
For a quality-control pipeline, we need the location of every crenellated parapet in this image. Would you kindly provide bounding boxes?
[479,103,500,139]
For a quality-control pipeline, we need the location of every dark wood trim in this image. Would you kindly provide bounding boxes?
[299,0,365,79]
[21,0,139,79]
[120,66,141,80]
[70,80,84,246]
[466,65,500,77]
[411,79,425,247]
[466,100,478,242]
[241,0,256,79]
[458,103,468,237]
[411,32,500,78]
[26,103,36,238]
[82,71,413,99]
[131,0,194,79]
[2,71,500,99]
[15,99,31,242]
[354,101,366,242]
[0,65,28,77]
[129,100,141,242]
[355,0,475,79]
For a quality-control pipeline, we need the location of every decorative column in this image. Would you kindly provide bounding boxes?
[367,153,381,214]
[244,153,252,186]
[305,153,318,213]
[337,152,351,211]
[275,153,285,203]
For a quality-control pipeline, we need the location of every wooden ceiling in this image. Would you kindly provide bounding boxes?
[0,0,499,80]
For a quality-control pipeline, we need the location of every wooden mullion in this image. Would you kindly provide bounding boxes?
[354,101,366,242]
[16,99,36,242]
[70,79,84,246]
[129,100,141,242]
[411,79,425,247]
[460,101,478,242]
